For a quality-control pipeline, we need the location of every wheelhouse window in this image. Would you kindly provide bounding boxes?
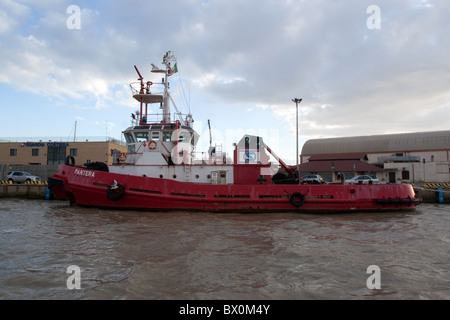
[162,131,172,142]
[151,131,160,141]
[127,144,136,153]
[124,132,135,143]
[135,132,149,142]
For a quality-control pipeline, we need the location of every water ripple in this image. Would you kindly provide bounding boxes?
[0,199,448,299]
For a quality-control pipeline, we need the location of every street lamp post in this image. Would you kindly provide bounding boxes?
[331,162,335,182]
[292,98,302,184]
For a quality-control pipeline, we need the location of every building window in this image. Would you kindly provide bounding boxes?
[402,170,410,180]
[431,155,434,162]
[47,146,66,165]
[32,149,39,156]
[10,149,17,156]
[70,148,78,156]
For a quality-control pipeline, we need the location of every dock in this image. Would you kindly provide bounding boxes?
[0,181,49,199]
[414,183,450,204]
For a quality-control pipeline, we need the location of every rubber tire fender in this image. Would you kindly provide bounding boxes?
[289,192,305,207]
[107,184,125,201]
[65,155,75,166]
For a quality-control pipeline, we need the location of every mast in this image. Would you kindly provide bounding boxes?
[130,51,178,125]
[131,51,175,126]
[134,65,145,125]
[161,51,176,124]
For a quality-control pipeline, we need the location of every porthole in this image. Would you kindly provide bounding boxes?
[159,174,163,178]
[173,174,177,179]
[195,174,200,179]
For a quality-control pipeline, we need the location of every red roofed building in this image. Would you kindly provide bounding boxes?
[297,153,382,182]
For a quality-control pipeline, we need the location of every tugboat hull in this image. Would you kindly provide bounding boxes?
[49,165,420,213]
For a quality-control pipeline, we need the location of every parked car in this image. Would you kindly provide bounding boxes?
[345,175,379,184]
[6,171,42,184]
[301,174,324,184]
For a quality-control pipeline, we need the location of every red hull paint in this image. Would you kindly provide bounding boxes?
[49,165,420,213]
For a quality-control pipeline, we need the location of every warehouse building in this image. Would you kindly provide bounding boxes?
[0,138,126,181]
[300,130,450,184]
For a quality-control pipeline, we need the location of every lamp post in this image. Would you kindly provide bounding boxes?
[331,162,335,182]
[292,98,302,183]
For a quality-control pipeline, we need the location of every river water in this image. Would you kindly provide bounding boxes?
[0,199,448,300]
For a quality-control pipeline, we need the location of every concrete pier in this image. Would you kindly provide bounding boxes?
[0,181,48,199]
[414,184,450,204]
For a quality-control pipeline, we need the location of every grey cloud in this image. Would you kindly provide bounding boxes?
[1,0,449,138]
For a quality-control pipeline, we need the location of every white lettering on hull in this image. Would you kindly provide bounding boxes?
[74,169,95,178]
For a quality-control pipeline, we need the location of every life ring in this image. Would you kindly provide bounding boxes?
[119,153,126,163]
[65,155,75,166]
[289,192,305,207]
[107,183,125,201]
[149,140,157,150]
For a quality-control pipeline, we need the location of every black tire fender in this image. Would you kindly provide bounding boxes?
[107,184,125,201]
[289,192,305,207]
[65,155,75,166]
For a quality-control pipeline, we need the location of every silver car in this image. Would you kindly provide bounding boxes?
[345,175,379,184]
[301,174,324,184]
[6,171,42,184]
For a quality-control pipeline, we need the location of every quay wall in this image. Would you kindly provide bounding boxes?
[0,182,48,199]
[414,186,450,204]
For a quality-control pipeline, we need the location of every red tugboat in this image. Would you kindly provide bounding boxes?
[48,52,421,213]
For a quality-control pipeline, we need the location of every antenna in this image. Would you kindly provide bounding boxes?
[207,119,212,147]
[74,121,77,142]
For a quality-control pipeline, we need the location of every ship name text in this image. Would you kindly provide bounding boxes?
[74,169,95,178]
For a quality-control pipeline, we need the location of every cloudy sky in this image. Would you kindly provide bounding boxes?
[0,0,449,163]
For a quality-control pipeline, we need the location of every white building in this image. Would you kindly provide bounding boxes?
[301,130,450,184]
